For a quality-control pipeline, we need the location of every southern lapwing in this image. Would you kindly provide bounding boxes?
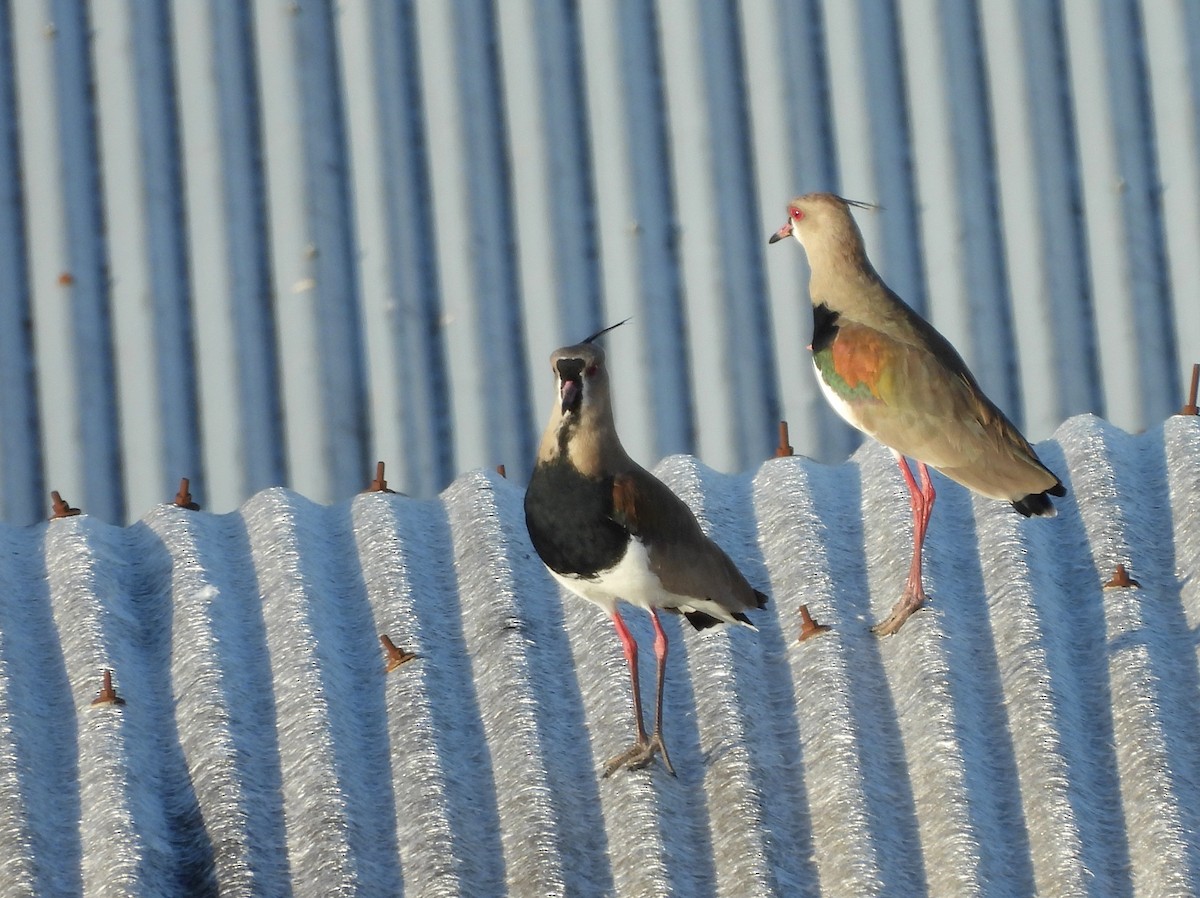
[524,326,768,775]
[769,193,1065,635]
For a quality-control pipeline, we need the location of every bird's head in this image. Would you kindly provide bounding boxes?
[538,320,629,466]
[550,342,609,420]
[768,193,874,254]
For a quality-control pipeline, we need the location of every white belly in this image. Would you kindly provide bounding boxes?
[551,539,748,626]
[551,539,666,614]
[814,358,870,434]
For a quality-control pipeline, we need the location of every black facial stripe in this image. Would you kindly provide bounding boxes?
[556,358,585,380]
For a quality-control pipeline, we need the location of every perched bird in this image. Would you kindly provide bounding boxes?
[769,193,1065,635]
[524,325,768,775]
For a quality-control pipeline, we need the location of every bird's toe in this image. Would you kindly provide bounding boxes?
[603,732,675,777]
[871,587,927,637]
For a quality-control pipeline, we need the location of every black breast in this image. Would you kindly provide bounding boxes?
[524,458,629,578]
[811,302,841,354]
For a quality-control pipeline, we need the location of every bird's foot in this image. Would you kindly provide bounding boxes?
[871,585,927,637]
[602,731,675,777]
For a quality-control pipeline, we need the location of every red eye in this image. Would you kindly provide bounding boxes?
[790,207,804,221]
[586,364,598,376]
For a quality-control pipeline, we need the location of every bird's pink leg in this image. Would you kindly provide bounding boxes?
[602,609,675,776]
[603,610,650,775]
[916,459,936,540]
[612,610,647,742]
[873,455,936,635]
[643,609,676,775]
[904,459,936,594]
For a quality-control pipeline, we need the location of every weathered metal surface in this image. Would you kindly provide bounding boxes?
[0,416,1196,896]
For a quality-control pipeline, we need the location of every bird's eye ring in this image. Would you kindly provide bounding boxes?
[586,364,598,377]
[790,207,804,222]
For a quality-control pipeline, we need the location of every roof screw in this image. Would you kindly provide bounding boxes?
[1104,563,1141,589]
[173,477,200,510]
[365,461,394,494]
[91,669,125,706]
[1180,363,1199,416]
[496,464,507,478]
[798,604,831,641]
[49,491,81,520]
[775,421,794,458]
[380,634,417,672]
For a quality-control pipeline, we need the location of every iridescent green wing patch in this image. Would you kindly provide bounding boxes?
[814,323,895,404]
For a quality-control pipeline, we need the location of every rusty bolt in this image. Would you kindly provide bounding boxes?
[798,604,831,641]
[91,669,125,706]
[1104,563,1140,589]
[380,634,417,672]
[49,491,81,520]
[173,477,200,510]
[57,271,74,286]
[1180,363,1199,416]
[365,461,394,494]
[496,464,507,478]
[775,421,794,458]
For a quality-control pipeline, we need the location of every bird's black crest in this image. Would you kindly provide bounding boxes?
[582,317,631,344]
[840,196,880,212]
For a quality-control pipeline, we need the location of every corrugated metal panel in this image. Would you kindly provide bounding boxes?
[0,0,44,522]
[0,415,1196,896]
[0,0,1196,524]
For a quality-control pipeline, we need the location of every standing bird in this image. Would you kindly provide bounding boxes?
[769,193,1065,635]
[524,326,768,775]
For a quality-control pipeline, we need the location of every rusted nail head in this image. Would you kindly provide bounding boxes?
[380,634,417,672]
[775,421,794,458]
[173,477,200,510]
[798,604,831,642]
[365,461,395,494]
[49,490,81,520]
[91,669,125,706]
[1180,363,1199,415]
[1103,563,1140,589]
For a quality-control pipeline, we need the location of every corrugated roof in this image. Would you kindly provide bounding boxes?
[2,1,1197,524]
[0,413,1197,896]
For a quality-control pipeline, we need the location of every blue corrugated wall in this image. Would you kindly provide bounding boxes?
[0,0,1195,523]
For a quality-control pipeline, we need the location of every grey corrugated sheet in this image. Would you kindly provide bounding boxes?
[1,1,1197,525]
[0,413,1196,896]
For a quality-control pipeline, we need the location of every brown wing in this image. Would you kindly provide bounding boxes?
[831,320,1061,501]
[610,469,765,616]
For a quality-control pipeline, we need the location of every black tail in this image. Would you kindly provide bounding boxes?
[1012,481,1067,518]
[684,610,724,630]
[682,590,768,631]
